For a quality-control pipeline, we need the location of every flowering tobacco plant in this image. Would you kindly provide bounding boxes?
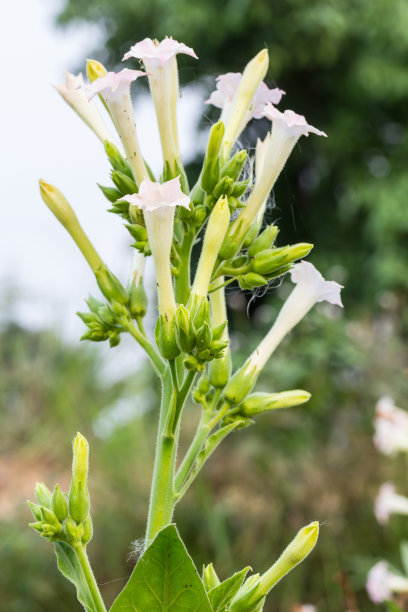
[367,397,408,609]
[30,37,343,611]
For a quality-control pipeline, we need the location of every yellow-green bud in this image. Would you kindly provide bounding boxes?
[158,314,181,360]
[240,390,311,416]
[104,141,132,177]
[27,500,43,521]
[69,433,90,524]
[209,347,232,388]
[52,484,68,522]
[223,361,259,405]
[129,278,147,318]
[39,181,79,233]
[34,482,52,508]
[251,243,313,275]
[81,516,93,545]
[195,322,212,351]
[191,296,211,331]
[111,170,138,195]
[247,225,279,257]
[65,516,84,542]
[220,150,248,181]
[238,272,267,290]
[95,268,129,305]
[86,59,107,83]
[213,176,234,198]
[40,506,61,528]
[202,563,221,591]
[175,305,195,353]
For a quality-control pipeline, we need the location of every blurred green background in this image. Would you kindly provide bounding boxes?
[2,0,408,610]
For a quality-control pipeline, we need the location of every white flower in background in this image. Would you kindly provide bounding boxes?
[206,72,284,125]
[249,261,343,371]
[123,38,198,171]
[123,177,190,317]
[53,71,114,144]
[367,561,408,604]
[86,67,148,184]
[375,482,408,524]
[374,396,408,455]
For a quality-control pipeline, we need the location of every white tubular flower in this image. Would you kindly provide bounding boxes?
[249,261,343,372]
[375,483,408,524]
[86,68,148,185]
[206,72,284,128]
[123,38,198,173]
[123,177,190,318]
[53,71,115,144]
[374,396,408,455]
[366,561,408,604]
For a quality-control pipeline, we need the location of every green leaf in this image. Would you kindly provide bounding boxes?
[55,542,94,612]
[110,524,212,611]
[208,567,251,611]
[386,602,404,612]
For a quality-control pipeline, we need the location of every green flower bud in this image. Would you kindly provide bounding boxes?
[129,279,148,319]
[95,267,128,305]
[219,217,246,260]
[125,224,148,241]
[69,480,90,524]
[110,170,138,196]
[87,296,104,313]
[97,184,122,203]
[157,314,181,360]
[220,150,248,181]
[175,305,195,353]
[69,433,90,524]
[247,225,279,257]
[29,521,44,533]
[209,348,232,388]
[27,500,43,521]
[193,205,207,227]
[34,482,52,508]
[64,516,84,542]
[242,220,261,250]
[231,180,250,198]
[238,273,268,290]
[197,374,211,394]
[210,339,229,356]
[52,484,68,522]
[195,322,212,351]
[213,176,234,198]
[212,321,227,341]
[96,306,116,327]
[197,348,211,361]
[81,516,93,545]
[202,563,221,591]
[184,355,205,372]
[191,297,210,331]
[240,390,311,416]
[40,506,61,529]
[251,244,313,275]
[109,330,121,347]
[104,141,132,178]
[231,255,248,269]
[223,361,259,405]
[207,121,225,160]
[201,122,225,193]
[77,311,97,326]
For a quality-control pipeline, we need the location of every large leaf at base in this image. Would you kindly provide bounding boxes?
[208,567,251,611]
[110,524,212,611]
[55,541,94,612]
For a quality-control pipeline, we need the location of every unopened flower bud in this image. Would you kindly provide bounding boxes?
[81,515,93,545]
[51,484,68,522]
[175,305,195,353]
[111,170,138,195]
[203,563,221,591]
[209,348,232,388]
[195,322,212,351]
[238,272,268,290]
[231,180,250,198]
[40,506,61,529]
[95,268,129,305]
[69,433,90,524]
[104,141,133,178]
[65,516,84,542]
[34,482,52,508]
[223,361,259,405]
[213,176,234,198]
[220,150,248,181]
[157,314,181,360]
[241,390,311,416]
[98,184,122,203]
[247,225,279,257]
[27,500,43,521]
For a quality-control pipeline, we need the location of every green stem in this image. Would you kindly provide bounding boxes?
[174,412,210,492]
[145,369,177,546]
[175,228,195,305]
[73,543,107,612]
[123,320,166,377]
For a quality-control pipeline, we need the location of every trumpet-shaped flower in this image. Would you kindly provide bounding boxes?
[123,37,198,64]
[374,396,408,455]
[85,67,148,185]
[206,72,284,124]
[221,105,326,259]
[366,561,408,604]
[123,177,190,317]
[86,68,147,102]
[375,483,408,524]
[123,38,197,173]
[53,71,114,144]
[250,261,343,371]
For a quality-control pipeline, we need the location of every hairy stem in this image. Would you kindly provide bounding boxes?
[175,228,195,305]
[123,320,166,377]
[73,543,107,612]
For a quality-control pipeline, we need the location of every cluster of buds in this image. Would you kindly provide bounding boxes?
[28,434,92,546]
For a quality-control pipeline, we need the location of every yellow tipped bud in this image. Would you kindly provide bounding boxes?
[39,180,78,231]
[72,432,89,484]
[191,196,231,297]
[258,522,319,595]
[86,59,107,83]
[222,49,269,158]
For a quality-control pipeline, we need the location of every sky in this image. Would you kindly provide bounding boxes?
[0,0,203,344]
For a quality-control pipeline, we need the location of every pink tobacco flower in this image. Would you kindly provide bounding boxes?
[262,104,327,138]
[86,68,147,101]
[122,177,190,212]
[375,482,408,524]
[374,396,408,455]
[206,72,285,119]
[366,561,408,604]
[123,37,197,64]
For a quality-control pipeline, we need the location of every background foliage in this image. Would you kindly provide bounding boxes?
[2,0,408,610]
